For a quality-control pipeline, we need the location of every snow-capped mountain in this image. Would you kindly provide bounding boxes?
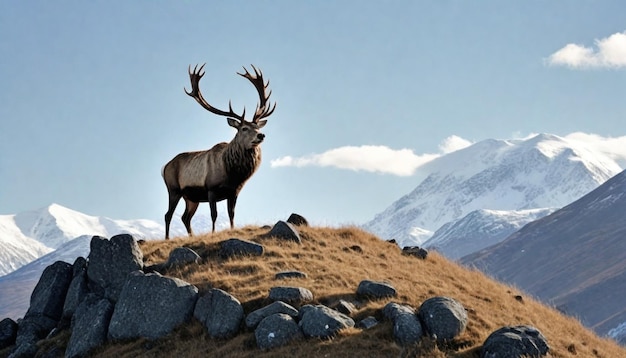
[0,235,93,320]
[0,203,229,320]
[0,204,164,276]
[462,169,626,339]
[363,133,622,247]
[422,208,557,260]
[0,203,230,277]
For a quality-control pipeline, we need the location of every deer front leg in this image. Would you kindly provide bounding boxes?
[227,195,238,230]
[209,199,218,233]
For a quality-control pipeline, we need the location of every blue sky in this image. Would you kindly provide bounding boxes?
[1,1,626,229]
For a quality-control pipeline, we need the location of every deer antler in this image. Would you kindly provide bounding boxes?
[238,65,276,123]
[185,64,245,121]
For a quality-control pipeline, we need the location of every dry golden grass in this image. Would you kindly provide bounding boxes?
[10,225,626,357]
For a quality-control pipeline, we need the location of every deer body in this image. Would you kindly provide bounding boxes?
[163,64,274,239]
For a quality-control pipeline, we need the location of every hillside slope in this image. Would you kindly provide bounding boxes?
[463,169,626,339]
[12,226,623,357]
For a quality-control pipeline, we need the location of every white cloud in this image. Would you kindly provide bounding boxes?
[270,137,473,176]
[564,132,626,166]
[547,31,626,69]
[439,135,473,154]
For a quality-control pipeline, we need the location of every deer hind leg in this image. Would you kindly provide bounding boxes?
[227,196,238,230]
[182,199,199,237]
[209,200,218,233]
[165,191,182,240]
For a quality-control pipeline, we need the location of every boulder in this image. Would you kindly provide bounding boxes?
[275,271,307,280]
[108,271,198,340]
[265,221,301,243]
[245,301,299,329]
[25,260,73,324]
[298,305,355,339]
[268,286,313,306]
[286,213,309,226]
[87,234,143,302]
[193,288,243,339]
[357,316,378,330]
[356,280,397,299]
[382,302,423,345]
[62,257,89,326]
[166,247,200,267]
[333,300,356,315]
[219,238,264,259]
[0,318,18,349]
[481,325,549,358]
[12,260,73,355]
[402,246,428,259]
[255,313,303,349]
[66,294,114,358]
[418,296,467,342]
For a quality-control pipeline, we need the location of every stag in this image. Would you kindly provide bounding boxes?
[162,64,275,239]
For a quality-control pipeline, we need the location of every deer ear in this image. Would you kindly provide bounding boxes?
[227,118,240,128]
[256,120,267,128]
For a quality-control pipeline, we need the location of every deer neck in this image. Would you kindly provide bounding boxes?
[223,142,261,188]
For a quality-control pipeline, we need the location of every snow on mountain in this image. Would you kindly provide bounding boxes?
[0,204,173,277]
[422,208,557,260]
[363,133,622,247]
[0,235,92,320]
[609,321,626,345]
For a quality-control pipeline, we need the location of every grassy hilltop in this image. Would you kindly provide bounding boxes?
[23,225,626,357]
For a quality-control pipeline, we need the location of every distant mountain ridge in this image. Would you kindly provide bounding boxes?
[363,133,622,247]
[0,204,164,277]
[462,169,626,341]
[423,207,557,259]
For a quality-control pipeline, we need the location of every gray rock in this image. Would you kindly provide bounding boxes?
[265,221,301,243]
[382,302,415,321]
[275,271,307,280]
[7,340,37,358]
[381,303,423,345]
[268,286,313,306]
[108,272,198,340]
[402,246,428,259]
[481,325,549,358]
[298,305,355,339]
[87,234,143,302]
[12,260,74,356]
[166,247,200,267]
[193,288,243,339]
[25,261,73,323]
[245,301,299,329]
[0,318,18,349]
[333,300,356,315]
[62,257,89,325]
[357,316,378,330]
[393,310,424,345]
[255,313,303,349]
[66,294,114,358]
[418,296,468,342]
[219,238,264,259]
[286,213,308,226]
[356,280,397,299]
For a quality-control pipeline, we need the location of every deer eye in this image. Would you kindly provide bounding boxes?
[241,127,249,131]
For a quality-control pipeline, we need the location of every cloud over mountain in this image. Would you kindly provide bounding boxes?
[546,31,626,69]
[271,133,626,177]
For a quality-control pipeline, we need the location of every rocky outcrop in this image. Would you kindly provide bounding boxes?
[87,234,143,302]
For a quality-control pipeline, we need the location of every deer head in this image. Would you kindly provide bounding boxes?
[184,64,275,149]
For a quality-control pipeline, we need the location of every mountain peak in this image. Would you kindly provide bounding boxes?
[363,133,623,245]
